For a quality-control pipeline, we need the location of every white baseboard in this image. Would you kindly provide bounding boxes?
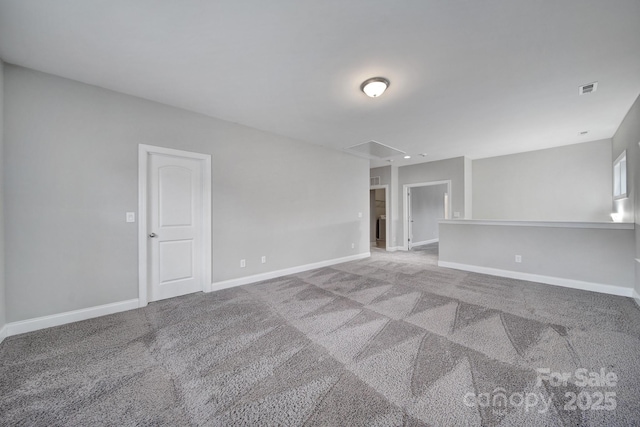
[633,290,640,307]
[438,261,634,298]
[210,252,371,292]
[0,324,7,345]
[5,299,140,337]
[412,238,439,247]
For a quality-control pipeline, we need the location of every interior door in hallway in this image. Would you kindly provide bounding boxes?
[147,151,207,302]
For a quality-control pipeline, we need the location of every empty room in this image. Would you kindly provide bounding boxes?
[1,1,640,426]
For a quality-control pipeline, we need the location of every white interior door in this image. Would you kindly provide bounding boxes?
[148,153,204,301]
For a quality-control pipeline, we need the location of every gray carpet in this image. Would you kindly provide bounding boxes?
[2,244,640,426]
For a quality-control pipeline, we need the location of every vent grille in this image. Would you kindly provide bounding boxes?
[579,81,598,95]
[370,176,381,186]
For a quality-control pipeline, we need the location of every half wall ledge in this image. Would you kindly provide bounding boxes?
[438,219,635,296]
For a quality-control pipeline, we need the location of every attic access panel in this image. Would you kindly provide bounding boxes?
[347,140,405,160]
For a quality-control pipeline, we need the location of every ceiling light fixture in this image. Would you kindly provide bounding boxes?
[361,77,390,98]
[404,155,411,159]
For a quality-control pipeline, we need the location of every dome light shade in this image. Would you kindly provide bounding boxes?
[361,77,390,97]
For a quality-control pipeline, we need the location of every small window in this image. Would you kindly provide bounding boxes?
[613,151,627,200]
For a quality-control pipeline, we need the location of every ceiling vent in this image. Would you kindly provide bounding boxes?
[346,140,406,160]
[579,81,598,95]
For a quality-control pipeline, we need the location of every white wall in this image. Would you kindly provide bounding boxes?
[410,184,447,244]
[439,221,635,292]
[464,157,472,219]
[0,60,6,337]
[370,166,391,186]
[4,65,369,323]
[612,94,640,304]
[472,140,612,221]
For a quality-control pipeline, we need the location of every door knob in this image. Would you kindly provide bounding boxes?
[149,232,157,238]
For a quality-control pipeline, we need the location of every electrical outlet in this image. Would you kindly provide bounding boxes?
[261,256,266,264]
[351,243,355,249]
[453,211,461,218]
[515,255,522,263]
[358,212,363,218]
[240,259,246,268]
[126,212,135,223]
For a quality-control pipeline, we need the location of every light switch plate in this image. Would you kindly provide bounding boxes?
[126,212,136,223]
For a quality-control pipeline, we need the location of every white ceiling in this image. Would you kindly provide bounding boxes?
[1,0,639,167]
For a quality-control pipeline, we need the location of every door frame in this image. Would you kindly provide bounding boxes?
[402,180,451,251]
[138,144,212,307]
[370,184,390,250]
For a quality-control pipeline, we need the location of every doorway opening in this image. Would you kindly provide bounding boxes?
[403,180,451,250]
[370,185,389,250]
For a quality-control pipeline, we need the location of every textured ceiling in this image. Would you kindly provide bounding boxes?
[1,0,639,167]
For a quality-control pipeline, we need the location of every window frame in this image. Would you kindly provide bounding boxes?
[613,150,627,200]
